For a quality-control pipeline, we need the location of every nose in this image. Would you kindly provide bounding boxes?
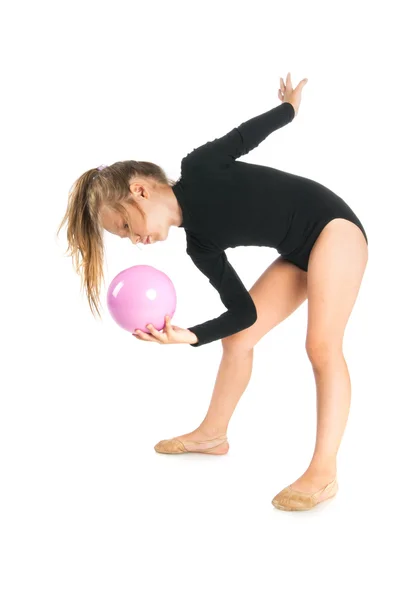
[130,234,141,245]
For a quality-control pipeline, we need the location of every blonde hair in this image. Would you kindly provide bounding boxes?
[56,160,177,319]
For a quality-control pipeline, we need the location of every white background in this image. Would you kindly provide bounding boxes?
[1,0,415,598]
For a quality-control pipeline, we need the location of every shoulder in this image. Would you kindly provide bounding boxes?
[180,134,235,174]
[180,152,212,177]
[185,230,222,256]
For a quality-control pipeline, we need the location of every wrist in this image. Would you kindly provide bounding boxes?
[285,101,296,118]
[188,330,199,344]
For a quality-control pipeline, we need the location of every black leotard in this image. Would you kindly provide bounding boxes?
[172,102,368,347]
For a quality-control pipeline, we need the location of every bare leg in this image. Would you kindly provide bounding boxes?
[198,348,254,436]
[161,258,308,451]
[289,219,368,493]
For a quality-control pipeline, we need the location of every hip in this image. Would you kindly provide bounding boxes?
[277,187,368,256]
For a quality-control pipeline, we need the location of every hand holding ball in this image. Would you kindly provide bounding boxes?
[106,265,177,334]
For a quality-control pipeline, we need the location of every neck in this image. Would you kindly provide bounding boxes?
[166,186,184,227]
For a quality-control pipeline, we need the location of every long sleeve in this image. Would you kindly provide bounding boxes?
[185,231,257,347]
[182,102,295,171]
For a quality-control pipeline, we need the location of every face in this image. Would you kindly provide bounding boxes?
[99,202,151,245]
[99,180,172,245]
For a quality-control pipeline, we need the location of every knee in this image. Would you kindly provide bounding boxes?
[305,338,343,368]
[222,334,254,355]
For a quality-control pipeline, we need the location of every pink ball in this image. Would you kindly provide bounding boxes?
[107,265,177,334]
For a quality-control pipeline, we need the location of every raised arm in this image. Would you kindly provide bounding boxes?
[185,232,257,347]
[182,102,295,172]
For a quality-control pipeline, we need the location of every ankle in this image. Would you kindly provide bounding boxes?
[198,423,228,438]
[306,463,337,479]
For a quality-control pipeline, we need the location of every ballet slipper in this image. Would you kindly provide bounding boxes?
[154,434,229,455]
[271,477,338,511]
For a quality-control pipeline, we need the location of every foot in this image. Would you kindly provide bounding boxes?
[289,469,337,494]
[154,427,229,455]
[271,469,338,511]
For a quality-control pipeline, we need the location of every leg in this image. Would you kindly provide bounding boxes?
[201,256,307,435]
[155,257,307,454]
[290,218,369,492]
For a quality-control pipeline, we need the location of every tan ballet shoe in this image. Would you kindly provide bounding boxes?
[154,434,229,455]
[271,478,338,511]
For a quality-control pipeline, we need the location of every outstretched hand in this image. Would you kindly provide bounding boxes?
[132,315,198,345]
[278,72,308,117]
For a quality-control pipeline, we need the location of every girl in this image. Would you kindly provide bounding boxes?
[57,73,368,511]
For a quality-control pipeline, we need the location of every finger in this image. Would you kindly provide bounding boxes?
[280,76,285,92]
[146,324,162,340]
[164,315,173,331]
[145,328,165,344]
[295,77,308,92]
[133,330,154,341]
[163,316,174,340]
[287,72,292,91]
